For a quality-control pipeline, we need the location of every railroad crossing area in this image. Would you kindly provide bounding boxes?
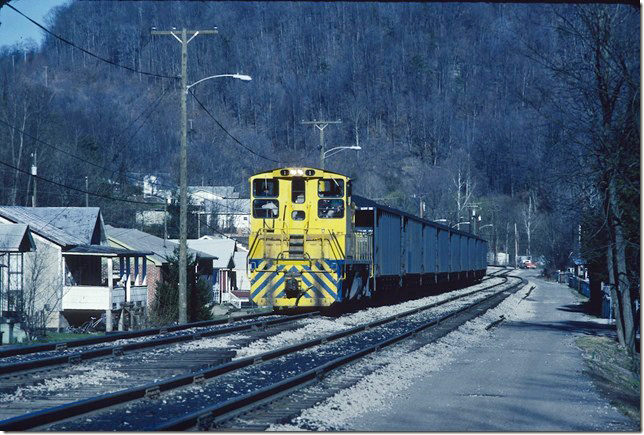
[342,269,637,431]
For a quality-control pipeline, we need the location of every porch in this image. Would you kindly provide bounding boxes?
[62,245,151,331]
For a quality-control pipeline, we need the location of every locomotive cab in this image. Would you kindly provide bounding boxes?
[248,168,354,308]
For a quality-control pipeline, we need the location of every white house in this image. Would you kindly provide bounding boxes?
[0,207,149,337]
[188,186,251,235]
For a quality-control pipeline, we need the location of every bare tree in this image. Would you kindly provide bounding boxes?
[21,246,65,340]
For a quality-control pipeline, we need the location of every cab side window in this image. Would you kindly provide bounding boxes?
[318,199,344,219]
[318,179,344,198]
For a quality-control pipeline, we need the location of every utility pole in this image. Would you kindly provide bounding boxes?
[85,176,89,207]
[43,66,48,88]
[301,119,341,169]
[163,200,168,248]
[30,151,37,207]
[152,27,217,324]
[514,222,519,269]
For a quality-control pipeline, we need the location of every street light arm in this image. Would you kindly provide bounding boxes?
[323,145,361,158]
[186,74,252,93]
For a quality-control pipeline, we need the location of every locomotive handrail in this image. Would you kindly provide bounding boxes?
[330,230,345,260]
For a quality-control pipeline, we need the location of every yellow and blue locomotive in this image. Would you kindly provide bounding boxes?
[248,167,488,309]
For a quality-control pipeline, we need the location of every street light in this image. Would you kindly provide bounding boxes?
[179,72,250,324]
[186,73,252,93]
[321,145,361,166]
[452,221,470,230]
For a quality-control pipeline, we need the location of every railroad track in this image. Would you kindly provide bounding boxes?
[0,272,525,431]
[0,312,317,423]
[0,310,276,361]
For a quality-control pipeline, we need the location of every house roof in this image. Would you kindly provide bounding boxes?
[65,244,152,257]
[184,238,236,269]
[0,224,36,252]
[0,207,104,247]
[188,185,239,198]
[106,225,216,265]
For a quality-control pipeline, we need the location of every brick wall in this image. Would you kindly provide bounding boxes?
[146,262,162,306]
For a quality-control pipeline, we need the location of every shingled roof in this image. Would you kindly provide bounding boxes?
[0,207,105,247]
[0,224,36,252]
[105,225,216,265]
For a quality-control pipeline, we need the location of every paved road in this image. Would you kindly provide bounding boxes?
[348,271,638,431]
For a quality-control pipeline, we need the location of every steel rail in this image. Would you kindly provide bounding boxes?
[156,275,528,430]
[0,311,276,359]
[0,312,316,376]
[0,275,515,431]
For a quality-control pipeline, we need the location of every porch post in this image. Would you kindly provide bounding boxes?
[106,257,113,332]
[134,257,140,286]
[126,257,131,302]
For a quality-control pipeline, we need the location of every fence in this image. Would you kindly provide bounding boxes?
[568,275,590,298]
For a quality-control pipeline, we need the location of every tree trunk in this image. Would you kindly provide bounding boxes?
[609,176,635,355]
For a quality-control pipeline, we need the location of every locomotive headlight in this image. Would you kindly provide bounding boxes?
[289,169,304,176]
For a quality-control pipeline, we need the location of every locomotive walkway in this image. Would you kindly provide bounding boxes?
[348,270,638,431]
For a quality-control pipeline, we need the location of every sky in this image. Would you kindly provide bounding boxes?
[0,0,73,50]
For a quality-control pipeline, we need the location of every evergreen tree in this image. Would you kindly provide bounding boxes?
[150,248,213,325]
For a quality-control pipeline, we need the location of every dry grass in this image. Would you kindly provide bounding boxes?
[577,335,640,423]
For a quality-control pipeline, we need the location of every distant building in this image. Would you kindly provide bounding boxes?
[135,184,251,236]
[188,185,250,236]
[181,236,250,307]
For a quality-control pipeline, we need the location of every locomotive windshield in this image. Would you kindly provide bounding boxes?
[318,179,344,198]
[253,178,279,197]
[292,178,306,204]
[253,199,279,218]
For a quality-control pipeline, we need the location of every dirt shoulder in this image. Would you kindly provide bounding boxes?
[576,330,641,426]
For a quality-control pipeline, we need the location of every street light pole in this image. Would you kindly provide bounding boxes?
[179,28,188,324]
[152,27,218,324]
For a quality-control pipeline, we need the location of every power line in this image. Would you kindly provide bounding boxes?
[0,118,250,215]
[0,158,154,206]
[6,3,178,81]
[0,86,168,187]
[189,91,281,163]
